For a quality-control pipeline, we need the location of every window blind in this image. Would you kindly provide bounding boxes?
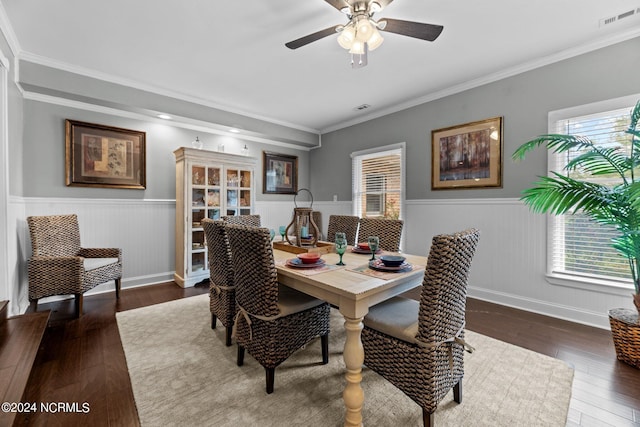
[549,104,634,282]
[352,147,403,220]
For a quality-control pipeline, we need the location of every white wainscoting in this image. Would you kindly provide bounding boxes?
[9,196,629,328]
[405,198,634,329]
[11,197,176,314]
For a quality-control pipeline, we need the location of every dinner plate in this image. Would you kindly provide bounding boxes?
[368,259,412,273]
[286,258,326,268]
[352,247,382,254]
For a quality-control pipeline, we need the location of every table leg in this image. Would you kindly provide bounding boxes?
[343,316,364,427]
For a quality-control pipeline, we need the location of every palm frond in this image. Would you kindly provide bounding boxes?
[566,148,630,178]
[612,231,640,267]
[512,134,593,161]
[520,173,617,216]
[630,100,640,130]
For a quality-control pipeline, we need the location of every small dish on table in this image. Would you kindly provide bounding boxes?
[286,256,326,269]
[368,258,411,273]
[379,255,406,267]
[297,252,321,264]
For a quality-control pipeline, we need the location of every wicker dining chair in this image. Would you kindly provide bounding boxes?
[357,217,404,252]
[326,215,359,245]
[225,224,330,394]
[361,229,480,427]
[202,219,236,346]
[222,214,261,227]
[27,214,122,318]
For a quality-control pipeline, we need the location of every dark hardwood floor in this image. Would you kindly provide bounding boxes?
[11,282,640,426]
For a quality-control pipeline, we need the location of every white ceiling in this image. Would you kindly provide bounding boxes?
[2,0,640,133]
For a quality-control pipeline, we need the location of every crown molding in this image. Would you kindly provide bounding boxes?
[18,50,321,136]
[321,28,640,134]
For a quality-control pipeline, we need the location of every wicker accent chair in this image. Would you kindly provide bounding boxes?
[222,214,261,227]
[326,215,359,245]
[357,217,404,252]
[225,224,331,394]
[361,229,480,427]
[27,214,122,318]
[202,219,235,346]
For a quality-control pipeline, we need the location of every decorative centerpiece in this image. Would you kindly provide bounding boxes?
[284,188,321,247]
[273,188,334,254]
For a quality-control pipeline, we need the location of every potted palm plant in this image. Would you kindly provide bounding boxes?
[512,100,640,367]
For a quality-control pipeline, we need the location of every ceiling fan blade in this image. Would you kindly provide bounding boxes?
[323,0,349,12]
[285,26,340,50]
[375,0,395,10]
[379,18,443,42]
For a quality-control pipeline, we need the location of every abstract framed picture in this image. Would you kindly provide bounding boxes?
[431,116,503,190]
[65,119,146,189]
[263,151,298,194]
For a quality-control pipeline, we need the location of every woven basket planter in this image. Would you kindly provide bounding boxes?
[609,308,640,369]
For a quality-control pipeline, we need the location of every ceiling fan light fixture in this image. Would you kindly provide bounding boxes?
[337,24,356,49]
[355,16,374,40]
[367,27,384,50]
[369,2,382,14]
[349,39,365,55]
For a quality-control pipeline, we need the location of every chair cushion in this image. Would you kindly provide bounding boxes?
[277,284,325,317]
[84,257,119,271]
[363,296,419,344]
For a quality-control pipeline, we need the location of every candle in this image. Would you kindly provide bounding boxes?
[301,226,309,238]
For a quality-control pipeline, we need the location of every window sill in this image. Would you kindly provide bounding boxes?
[546,273,636,297]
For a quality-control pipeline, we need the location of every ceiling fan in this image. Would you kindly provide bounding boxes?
[285,0,443,68]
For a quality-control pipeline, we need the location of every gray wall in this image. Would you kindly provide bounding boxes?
[310,36,640,201]
[20,100,310,201]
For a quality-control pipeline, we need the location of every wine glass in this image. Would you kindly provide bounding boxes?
[269,229,276,242]
[367,236,379,261]
[279,225,286,241]
[335,235,347,266]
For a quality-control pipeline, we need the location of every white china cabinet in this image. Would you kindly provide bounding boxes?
[174,147,256,287]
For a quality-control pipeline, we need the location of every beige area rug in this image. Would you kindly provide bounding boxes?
[117,295,573,427]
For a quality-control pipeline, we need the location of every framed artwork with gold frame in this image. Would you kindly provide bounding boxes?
[431,116,503,190]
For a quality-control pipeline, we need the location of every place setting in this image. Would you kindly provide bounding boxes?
[281,252,344,276]
[345,235,423,278]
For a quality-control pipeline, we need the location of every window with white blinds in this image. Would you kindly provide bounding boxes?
[351,144,404,220]
[548,99,635,284]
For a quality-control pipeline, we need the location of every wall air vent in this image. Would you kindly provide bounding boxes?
[353,104,371,111]
[599,7,639,27]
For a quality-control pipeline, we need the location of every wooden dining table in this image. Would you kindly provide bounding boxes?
[272,245,428,427]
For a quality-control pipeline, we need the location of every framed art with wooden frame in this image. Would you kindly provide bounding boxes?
[65,119,146,189]
[431,116,503,190]
[263,151,298,194]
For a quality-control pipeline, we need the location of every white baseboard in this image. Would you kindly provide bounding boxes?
[468,286,611,330]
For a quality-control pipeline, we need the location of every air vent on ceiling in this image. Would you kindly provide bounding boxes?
[599,7,640,27]
[353,104,371,111]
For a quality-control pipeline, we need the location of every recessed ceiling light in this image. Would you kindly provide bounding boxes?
[157,114,172,120]
[229,128,240,133]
